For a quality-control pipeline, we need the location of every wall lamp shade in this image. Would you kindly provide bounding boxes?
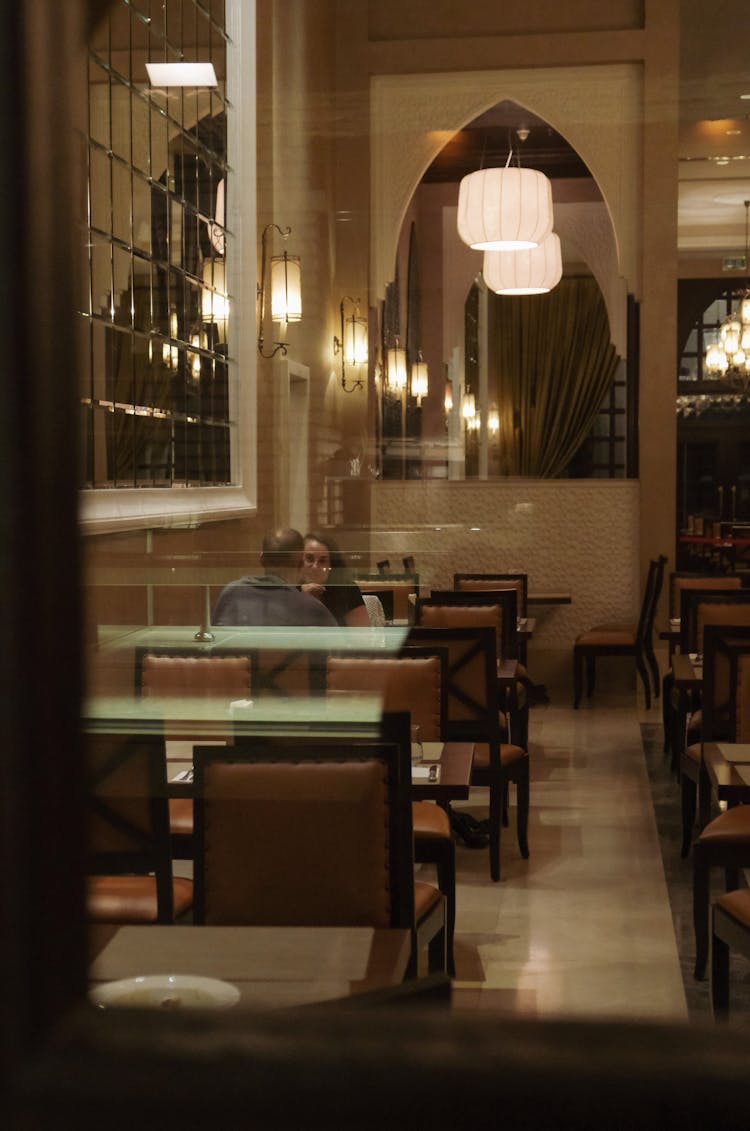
[444,377,454,413]
[334,296,366,392]
[202,258,229,336]
[271,252,302,323]
[483,232,562,295]
[457,167,554,251]
[461,392,476,420]
[258,223,301,358]
[410,357,429,403]
[387,346,408,392]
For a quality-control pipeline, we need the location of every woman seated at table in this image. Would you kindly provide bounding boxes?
[300,531,370,627]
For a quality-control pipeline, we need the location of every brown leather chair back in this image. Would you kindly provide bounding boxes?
[326,655,443,739]
[670,574,741,619]
[455,575,526,616]
[419,602,502,661]
[193,727,415,930]
[141,653,251,698]
[695,599,750,653]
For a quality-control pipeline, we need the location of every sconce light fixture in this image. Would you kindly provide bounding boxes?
[387,338,408,392]
[333,296,366,392]
[201,257,229,340]
[488,404,500,435]
[257,223,302,358]
[444,375,454,414]
[461,391,476,421]
[410,351,429,404]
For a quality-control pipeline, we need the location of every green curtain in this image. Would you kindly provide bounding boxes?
[491,276,620,478]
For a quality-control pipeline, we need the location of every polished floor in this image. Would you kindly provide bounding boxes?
[448,679,690,1022]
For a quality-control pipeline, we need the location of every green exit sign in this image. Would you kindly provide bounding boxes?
[723,256,747,271]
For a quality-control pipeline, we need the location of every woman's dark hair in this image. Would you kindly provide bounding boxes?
[303,531,348,573]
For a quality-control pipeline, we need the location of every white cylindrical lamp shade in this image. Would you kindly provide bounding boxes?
[457,167,554,251]
[387,347,407,391]
[410,359,429,402]
[344,315,368,366]
[483,233,562,296]
[271,253,302,323]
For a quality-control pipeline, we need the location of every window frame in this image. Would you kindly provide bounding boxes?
[79,0,257,535]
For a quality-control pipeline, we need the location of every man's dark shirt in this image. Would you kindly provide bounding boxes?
[212,574,338,628]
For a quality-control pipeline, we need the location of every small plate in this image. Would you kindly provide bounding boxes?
[90,974,240,1010]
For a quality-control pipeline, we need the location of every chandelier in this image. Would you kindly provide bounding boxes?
[704,199,750,385]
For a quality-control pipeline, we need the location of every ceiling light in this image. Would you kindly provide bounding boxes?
[483,232,562,295]
[146,62,218,87]
[457,166,553,251]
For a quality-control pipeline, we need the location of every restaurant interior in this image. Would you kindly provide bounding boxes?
[6,0,750,1125]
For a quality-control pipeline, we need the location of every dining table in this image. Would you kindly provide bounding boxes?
[89,924,412,1010]
[166,737,475,803]
[701,741,750,811]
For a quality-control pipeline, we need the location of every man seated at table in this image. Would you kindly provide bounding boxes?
[212,527,337,627]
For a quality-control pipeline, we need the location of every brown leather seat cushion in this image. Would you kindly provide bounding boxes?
[715,887,750,928]
[699,805,750,844]
[472,743,527,769]
[414,880,443,922]
[685,742,701,765]
[412,800,450,839]
[142,654,251,697]
[575,627,636,646]
[169,797,194,835]
[86,875,194,923]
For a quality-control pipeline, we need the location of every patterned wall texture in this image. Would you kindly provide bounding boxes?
[369,479,640,649]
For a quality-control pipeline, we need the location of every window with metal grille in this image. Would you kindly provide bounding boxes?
[80,0,231,489]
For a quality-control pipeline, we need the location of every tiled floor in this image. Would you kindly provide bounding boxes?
[446,686,689,1022]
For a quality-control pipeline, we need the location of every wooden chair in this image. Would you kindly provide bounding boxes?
[326,650,456,974]
[670,591,750,771]
[454,572,528,616]
[710,887,750,1020]
[408,624,529,882]
[86,732,193,924]
[419,590,528,747]
[192,712,447,978]
[137,650,252,860]
[662,574,743,750]
[692,638,750,980]
[572,554,666,709]
[680,623,750,856]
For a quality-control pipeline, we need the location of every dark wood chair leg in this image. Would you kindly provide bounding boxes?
[573,646,583,708]
[693,845,710,980]
[635,652,651,709]
[662,670,673,753]
[434,846,455,977]
[710,914,730,1020]
[680,773,696,858]
[585,653,596,698]
[489,784,502,882]
[516,764,530,859]
[427,917,447,975]
[644,641,660,700]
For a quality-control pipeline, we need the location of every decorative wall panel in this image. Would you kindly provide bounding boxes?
[370,479,640,647]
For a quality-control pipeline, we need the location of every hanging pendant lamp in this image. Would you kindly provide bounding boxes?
[457,166,553,251]
[483,232,562,295]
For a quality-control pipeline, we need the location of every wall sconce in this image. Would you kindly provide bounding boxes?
[461,391,476,422]
[410,351,429,404]
[488,404,500,435]
[333,295,366,392]
[444,375,454,413]
[201,257,229,341]
[387,338,408,392]
[257,223,302,358]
